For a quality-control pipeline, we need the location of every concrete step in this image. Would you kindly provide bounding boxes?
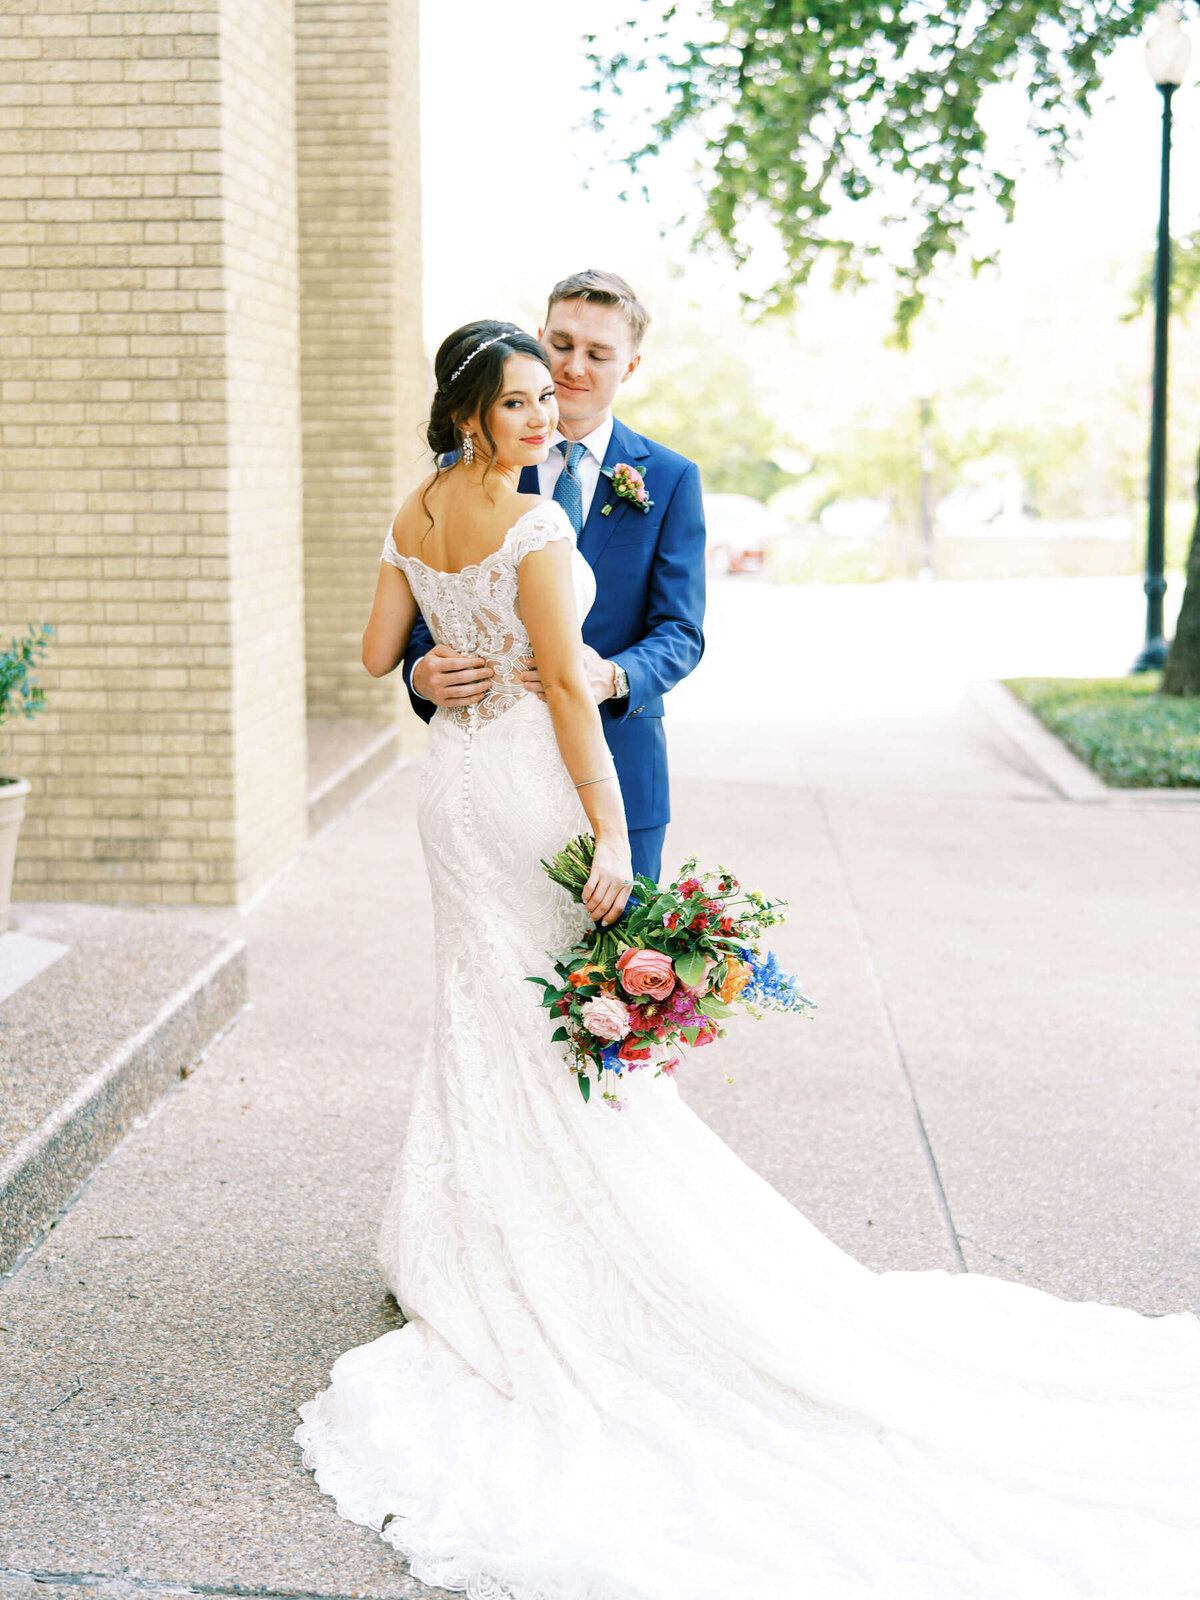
[307,721,403,837]
[0,904,246,1277]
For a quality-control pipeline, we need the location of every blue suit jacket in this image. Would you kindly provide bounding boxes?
[401,417,706,830]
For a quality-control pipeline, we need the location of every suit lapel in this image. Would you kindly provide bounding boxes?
[580,417,652,565]
[519,464,540,495]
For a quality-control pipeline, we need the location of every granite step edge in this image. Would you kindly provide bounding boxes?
[0,937,247,1278]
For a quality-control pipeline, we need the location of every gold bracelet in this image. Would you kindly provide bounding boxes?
[574,777,613,789]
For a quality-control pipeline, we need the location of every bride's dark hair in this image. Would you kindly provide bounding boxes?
[427,319,550,460]
[420,321,550,527]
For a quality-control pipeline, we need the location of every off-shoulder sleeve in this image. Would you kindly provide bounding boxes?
[381,528,404,569]
[509,502,576,565]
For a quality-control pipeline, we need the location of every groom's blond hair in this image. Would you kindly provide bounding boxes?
[545,270,650,348]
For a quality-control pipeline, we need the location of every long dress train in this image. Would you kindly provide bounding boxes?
[295,502,1200,1599]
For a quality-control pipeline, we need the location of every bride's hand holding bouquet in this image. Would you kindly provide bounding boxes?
[529,837,815,1107]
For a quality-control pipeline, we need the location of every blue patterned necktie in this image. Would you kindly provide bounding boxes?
[552,440,586,534]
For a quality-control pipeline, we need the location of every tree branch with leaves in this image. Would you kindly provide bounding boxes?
[592,2,1200,692]
[589,1,1161,337]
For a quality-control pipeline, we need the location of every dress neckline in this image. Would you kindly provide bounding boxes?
[392,502,563,580]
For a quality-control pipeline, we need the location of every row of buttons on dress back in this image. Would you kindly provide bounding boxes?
[461,712,475,833]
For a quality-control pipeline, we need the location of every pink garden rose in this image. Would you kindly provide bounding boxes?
[616,947,676,1000]
[580,992,632,1042]
[675,955,716,996]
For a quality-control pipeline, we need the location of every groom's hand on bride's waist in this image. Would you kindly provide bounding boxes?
[412,644,493,706]
[520,646,617,706]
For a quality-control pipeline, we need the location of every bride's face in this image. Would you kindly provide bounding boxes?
[468,355,558,471]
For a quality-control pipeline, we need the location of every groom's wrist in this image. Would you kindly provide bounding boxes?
[609,660,629,701]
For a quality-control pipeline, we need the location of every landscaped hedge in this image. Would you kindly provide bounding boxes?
[1005,676,1200,789]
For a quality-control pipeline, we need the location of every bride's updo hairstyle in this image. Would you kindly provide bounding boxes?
[427,319,550,464]
[420,321,550,526]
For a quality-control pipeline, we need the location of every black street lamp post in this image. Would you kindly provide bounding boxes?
[1134,4,1192,673]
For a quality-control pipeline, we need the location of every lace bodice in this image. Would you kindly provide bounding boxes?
[383,502,594,729]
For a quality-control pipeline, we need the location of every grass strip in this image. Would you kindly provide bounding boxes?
[1004,675,1200,788]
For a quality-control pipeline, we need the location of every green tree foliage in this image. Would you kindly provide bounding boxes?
[815,416,1090,532]
[590,1,1160,338]
[596,1,1200,691]
[1128,232,1200,319]
[621,340,799,501]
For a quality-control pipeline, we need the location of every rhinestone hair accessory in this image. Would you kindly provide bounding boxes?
[449,329,519,385]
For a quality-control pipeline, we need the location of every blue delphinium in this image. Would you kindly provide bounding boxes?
[599,1040,625,1073]
[743,949,815,1015]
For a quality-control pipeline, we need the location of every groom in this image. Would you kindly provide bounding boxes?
[403,269,707,885]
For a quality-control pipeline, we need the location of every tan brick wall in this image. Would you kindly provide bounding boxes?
[220,0,308,901]
[295,0,428,730]
[0,0,307,904]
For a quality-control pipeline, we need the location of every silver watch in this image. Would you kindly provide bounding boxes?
[611,662,630,700]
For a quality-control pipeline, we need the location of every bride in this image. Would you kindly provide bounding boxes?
[295,321,1200,1599]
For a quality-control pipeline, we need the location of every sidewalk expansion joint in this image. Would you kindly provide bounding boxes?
[814,791,968,1274]
[1,1569,375,1600]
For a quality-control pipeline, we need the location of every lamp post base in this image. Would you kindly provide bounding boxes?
[1131,636,1169,673]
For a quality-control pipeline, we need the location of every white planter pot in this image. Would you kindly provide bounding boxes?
[0,776,30,934]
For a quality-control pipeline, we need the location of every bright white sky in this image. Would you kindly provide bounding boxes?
[418,0,1200,475]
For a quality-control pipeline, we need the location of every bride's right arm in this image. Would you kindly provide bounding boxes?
[518,540,632,927]
[362,560,419,678]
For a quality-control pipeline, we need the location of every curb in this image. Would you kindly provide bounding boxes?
[967,679,1200,807]
[0,938,247,1277]
[307,725,401,836]
[966,680,1110,801]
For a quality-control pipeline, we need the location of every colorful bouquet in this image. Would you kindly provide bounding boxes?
[527,836,815,1107]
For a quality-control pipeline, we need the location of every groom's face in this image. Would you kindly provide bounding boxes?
[539,298,641,433]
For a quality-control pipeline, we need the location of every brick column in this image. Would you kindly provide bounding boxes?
[0,0,307,905]
[295,0,427,727]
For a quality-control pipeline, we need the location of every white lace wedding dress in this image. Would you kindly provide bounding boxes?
[295,502,1200,1599]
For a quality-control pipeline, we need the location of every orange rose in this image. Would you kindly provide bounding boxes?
[569,962,609,990]
[718,958,752,1004]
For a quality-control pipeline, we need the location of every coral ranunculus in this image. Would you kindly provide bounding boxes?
[617,1035,654,1064]
[719,958,752,1004]
[580,992,632,1042]
[617,946,676,1000]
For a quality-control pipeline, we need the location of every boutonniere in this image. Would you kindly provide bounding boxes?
[599,461,653,516]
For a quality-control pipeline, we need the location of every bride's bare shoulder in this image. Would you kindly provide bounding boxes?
[389,476,439,555]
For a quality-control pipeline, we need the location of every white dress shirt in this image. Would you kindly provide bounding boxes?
[537,414,613,525]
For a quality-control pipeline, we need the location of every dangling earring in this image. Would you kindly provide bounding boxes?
[460,429,474,465]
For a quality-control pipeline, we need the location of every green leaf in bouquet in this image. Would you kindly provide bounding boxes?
[551,1026,569,1043]
[696,995,735,1019]
[674,950,710,990]
[578,1073,591,1103]
[681,1024,705,1046]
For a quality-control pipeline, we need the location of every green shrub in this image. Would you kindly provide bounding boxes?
[0,623,54,730]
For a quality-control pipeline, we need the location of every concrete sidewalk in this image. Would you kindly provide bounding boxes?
[2,693,1198,1597]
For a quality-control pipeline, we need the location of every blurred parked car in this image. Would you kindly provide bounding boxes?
[703,494,790,574]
